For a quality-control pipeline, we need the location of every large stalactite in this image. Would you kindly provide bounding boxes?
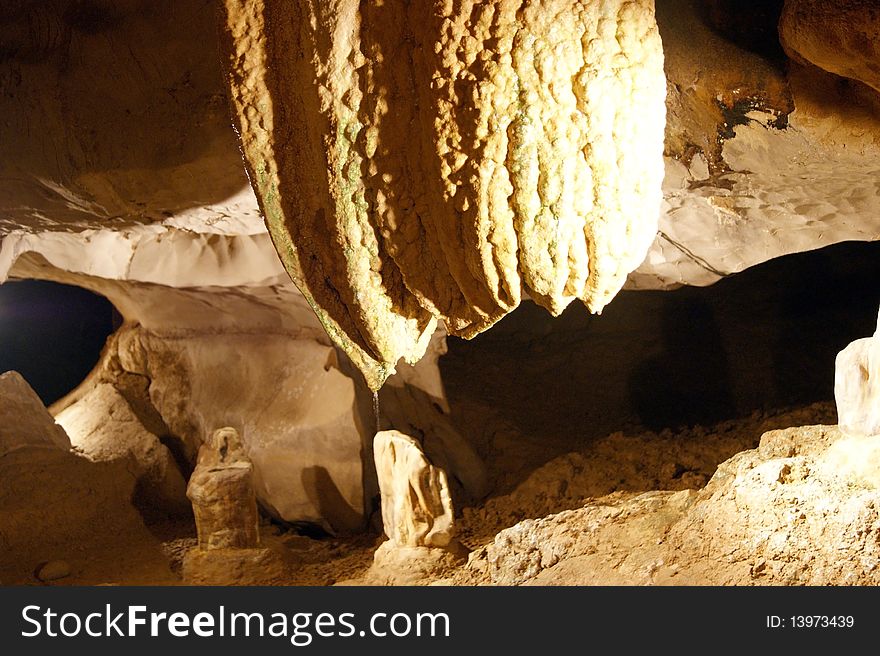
[219,0,667,389]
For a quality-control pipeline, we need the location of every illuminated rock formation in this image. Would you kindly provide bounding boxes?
[55,382,189,517]
[482,424,880,585]
[374,430,455,549]
[183,430,296,584]
[835,309,880,439]
[0,371,69,456]
[2,0,880,538]
[219,0,667,388]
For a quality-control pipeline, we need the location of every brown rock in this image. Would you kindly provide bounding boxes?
[779,0,880,94]
[0,371,70,456]
[187,427,260,550]
[182,545,292,586]
[36,560,71,582]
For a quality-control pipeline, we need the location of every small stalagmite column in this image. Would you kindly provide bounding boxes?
[835,308,880,439]
[187,427,259,550]
[374,429,455,548]
[367,429,464,584]
[826,307,880,488]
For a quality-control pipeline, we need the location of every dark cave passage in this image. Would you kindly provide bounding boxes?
[441,240,880,442]
[0,279,116,405]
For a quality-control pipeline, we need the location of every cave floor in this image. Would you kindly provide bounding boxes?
[11,401,840,586]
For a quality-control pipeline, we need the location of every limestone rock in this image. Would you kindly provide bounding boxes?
[374,430,455,548]
[366,541,466,586]
[779,0,880,94]
[380,325,489,500]
[36,560,71,582]
[0,447,175,585]
[55,382,188,516]
[0,371,70,457]
[835,309,880,438]
[219,0,667,388]
[126,328,367,533]
[187,428,260,550]
[629,0,880,292]
[480,425,880,586]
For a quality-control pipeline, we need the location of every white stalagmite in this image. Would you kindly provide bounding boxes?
[373,430,455,548]
[835,308,880,438]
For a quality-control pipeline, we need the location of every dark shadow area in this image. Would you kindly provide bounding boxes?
[441,240,880,461]
[301,466,365,536]
[0,279,115,404]
[696,0,787,62]
[629,295,734,431]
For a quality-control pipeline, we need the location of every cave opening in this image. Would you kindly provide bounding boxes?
[0,279,117,406]
[440,240,880,496]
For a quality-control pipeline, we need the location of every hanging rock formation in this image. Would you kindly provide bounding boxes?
[219,0,667,388]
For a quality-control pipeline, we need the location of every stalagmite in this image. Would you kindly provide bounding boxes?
[835,309,880,439]
[183,427,297,583]
[373,430,455,548]
[826,308,880,489]
[219,0,667,389]
[186,427,260,550]
[363,429,464,584]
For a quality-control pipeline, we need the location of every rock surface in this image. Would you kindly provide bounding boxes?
[374,430,455,548]
[2,0,880,541]
[835,309,880,438]
[779,0,880,94]
[36,560,71,582]
[0,447,175,585]
[477,424,880,585]
[55,382,188,516]
[628,0,880,291]
[0,371,70,456]
[220,0,667,387]
[182,543,293,586]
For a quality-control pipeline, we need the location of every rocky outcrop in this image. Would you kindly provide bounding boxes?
[0,445,175,585]
[220,0,667,388]
[478,424,880,585]
[835,309,880,438]
[628,0,880,291]
[55,382,189,517]
[779,0,880,94]
[0,372,173,584]
[0,371,70,456]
